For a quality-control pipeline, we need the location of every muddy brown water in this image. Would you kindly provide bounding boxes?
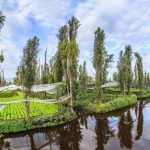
[0,100,150,150]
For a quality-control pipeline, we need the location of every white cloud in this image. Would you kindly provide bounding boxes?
[75,0,150,77]
[0,0,150,79]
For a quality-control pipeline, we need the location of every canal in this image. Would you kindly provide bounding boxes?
[0,100,150,150]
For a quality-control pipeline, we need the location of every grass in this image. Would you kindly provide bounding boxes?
[138,93,150,100]
[75,88,137,113]
[94,94,137,113]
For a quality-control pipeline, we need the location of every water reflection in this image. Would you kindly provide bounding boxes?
[135,101,144,140]
[95,116,114,150]
[57,120,83,150]
[118,110,133,149]
[0,100,148,150]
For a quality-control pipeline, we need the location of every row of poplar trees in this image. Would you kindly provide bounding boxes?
[93,27,144,102]
[17,16,80,122]
[117,49,144,95]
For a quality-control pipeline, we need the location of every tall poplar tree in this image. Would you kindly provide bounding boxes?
[134,52,143,94]
[79,61,87,85]
[93,27,113,101]
[0,11,5,31]
[124,45,133,95]
[59,16,80,101]
[56,25,68,82]
[68,16,80,81]
[117,51,126,95]
[60,41,79,107]
[134,64,138,83]
[20,36,39,123]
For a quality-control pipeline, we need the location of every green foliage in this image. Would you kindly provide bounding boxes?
[117,47,133,95]
[0,11,5,31]
[41,74,49,84]
[55,82,67,99]
[0,90,19,98]
[78,61,88,85]
[0,112,74,135]
[72,81,80,100]
[113,72,118,81]
[0,91,58,120]
[94,94,137,113]
[0,91,57,122]
[0,90,23,102]
[20,36,39,92]
[135,52,143,92]
[55,25,68,82]
[0,102,58,121]
[0,52,4,63]
[75,90,137,113]
[124,45,133,95]
[68,16,80,42]
[93,27,113,101]
[138,93,150,100]
[0,90,75,135]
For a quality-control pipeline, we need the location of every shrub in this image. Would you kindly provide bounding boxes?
[95,94,137,113]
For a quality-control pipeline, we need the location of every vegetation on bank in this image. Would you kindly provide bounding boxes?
[138,93,150,100]
[0,90,74,135]
[0,112,74,135]
[94,94,137,113]
[75,90,137,113]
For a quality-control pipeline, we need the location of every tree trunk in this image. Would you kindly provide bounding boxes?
[127,85,131,95]
[121,83,125,96]
[24,91,30,123]
[66,57,70,94]
[68,58,73,107]
[67,58,76,116]
[95,69,102,102]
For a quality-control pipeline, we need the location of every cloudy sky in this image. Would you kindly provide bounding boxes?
[0,0,150,80]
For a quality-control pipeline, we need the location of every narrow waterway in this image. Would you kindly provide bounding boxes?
[0,100,150,150]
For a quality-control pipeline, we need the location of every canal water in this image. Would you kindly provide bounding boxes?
[0,100,150,150]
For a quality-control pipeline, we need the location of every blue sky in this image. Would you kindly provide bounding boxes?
[0,0,150,79]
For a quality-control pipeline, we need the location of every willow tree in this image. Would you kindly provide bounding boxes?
[20,36,39,123]
[134,52,143,94]
[60,41,79,107]
[93,27,113,101]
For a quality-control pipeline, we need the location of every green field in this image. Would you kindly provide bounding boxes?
[0,90,58,121]
[0,90,74,135]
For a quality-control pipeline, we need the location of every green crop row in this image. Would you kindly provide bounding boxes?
[0,102,58,120]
